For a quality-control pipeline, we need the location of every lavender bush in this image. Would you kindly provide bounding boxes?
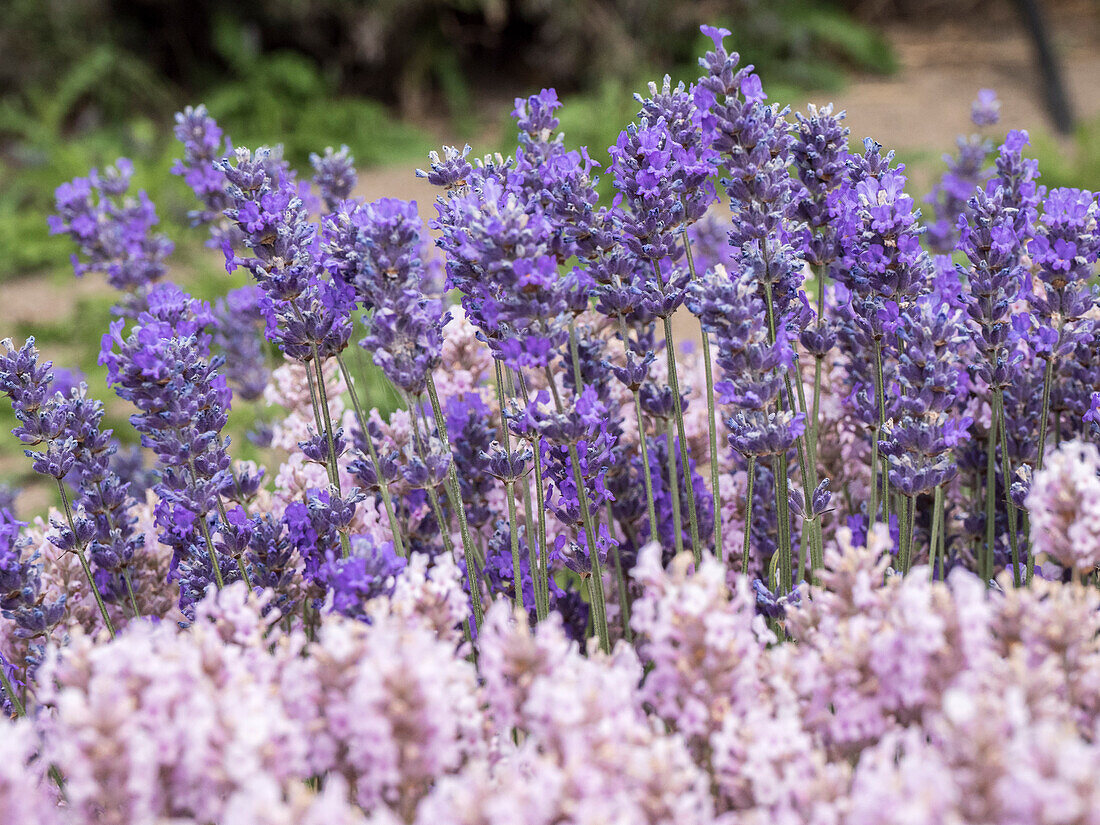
[2,27,1100,824]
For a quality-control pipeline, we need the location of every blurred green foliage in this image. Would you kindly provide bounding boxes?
[0,0,896,280]
[0,10,432,279]
[1032,115,1100,190]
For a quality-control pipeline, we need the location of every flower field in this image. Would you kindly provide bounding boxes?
[2,24,1100,825]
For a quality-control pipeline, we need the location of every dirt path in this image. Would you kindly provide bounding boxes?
[816,2,1100,190]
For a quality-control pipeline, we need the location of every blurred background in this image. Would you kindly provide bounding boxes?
[1,0,1098,509]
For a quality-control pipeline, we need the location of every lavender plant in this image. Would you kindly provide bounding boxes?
[0,26,1099,824]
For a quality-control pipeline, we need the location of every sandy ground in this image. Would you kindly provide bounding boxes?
[2,2,1098,511]
[820,2,1100,190]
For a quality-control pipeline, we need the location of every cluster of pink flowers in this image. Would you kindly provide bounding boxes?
[4,511,1100,824]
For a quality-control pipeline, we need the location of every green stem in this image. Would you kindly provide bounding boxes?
[742,456,756,575]
[633,391,661,544]
[612,309,660,544]
[335,354,405,558]
[567,442,610,652]
[682,229,722,561]
[664,418,685,557]
[869,427,880,530]
[929,484,944,581]
[772,452,792,593]
[1037,355,1056,471]
[300,351,326,467]
[900,494,916,574]
[123,568,141,619]
[995,389,1021,586]
[520,462,547,621]
[91,480,141,619]
[506,481,524,611]
[300,354,351,557]
[872,341,890,527]
[568,320,584,392]
[57,483,116,636]
[513,371,549,619]
[760,276,818,577]
[797,518,809,583]
[309,352,342,496]
[983,412,997,582]
[810,357,823,467]
[699,330,722,560]
[195,511,226,591]
[530,440,550,620]
[416,381,486,631]
[426,372,484,575]
[0,654,27,717]
[1024,511,1034,584]
[606,502,632,642]
[537,364,608,645]
[660,309,702,563]
[235,556,253,589]
[210,495,255,588]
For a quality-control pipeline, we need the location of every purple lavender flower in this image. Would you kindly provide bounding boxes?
[0,508,66,641]
[835,142,930,305]
[173,105,236,243]
[971,89,1002,127]
[688,269,796,431]
[752,578,801,619]
[989,129,1044,246]
[245,513,298,609]
[219,147,318,301]
[510,388,617,567]
[0,339,146,606]
[926,91,1001,252]
[318,536,404,620]
[100,283,240,607]
[831,141,932,444]
[482,519,537,607]
[789,479,832,520]
[643,430,716,555]
[1084,392,1100,434]
[49,158,173,300]
[958,186,1026,391]
[322,197,430,310]
[610,77,715,256]
[362,300,450,396]
[311,145,357,213]
[220,147,354,364]
[695,28,809,329]
[60,384,146,604]
[213,285,271,402]
[880,298,973,497]
[482,442,531,482]
[1057,330,1100,442]
[320,195,451,395]
[791,104,849,273]
[1028,188,1099,359]
[510,90,614,263]
[416,144,475,191]
[434,176,570,369]
[440,393,496,531]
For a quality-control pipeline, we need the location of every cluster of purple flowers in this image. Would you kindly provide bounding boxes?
[48,158,173,310]
[2,29,1100,821]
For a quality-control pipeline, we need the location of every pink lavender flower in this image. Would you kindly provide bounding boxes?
[1026,440,1100,575]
